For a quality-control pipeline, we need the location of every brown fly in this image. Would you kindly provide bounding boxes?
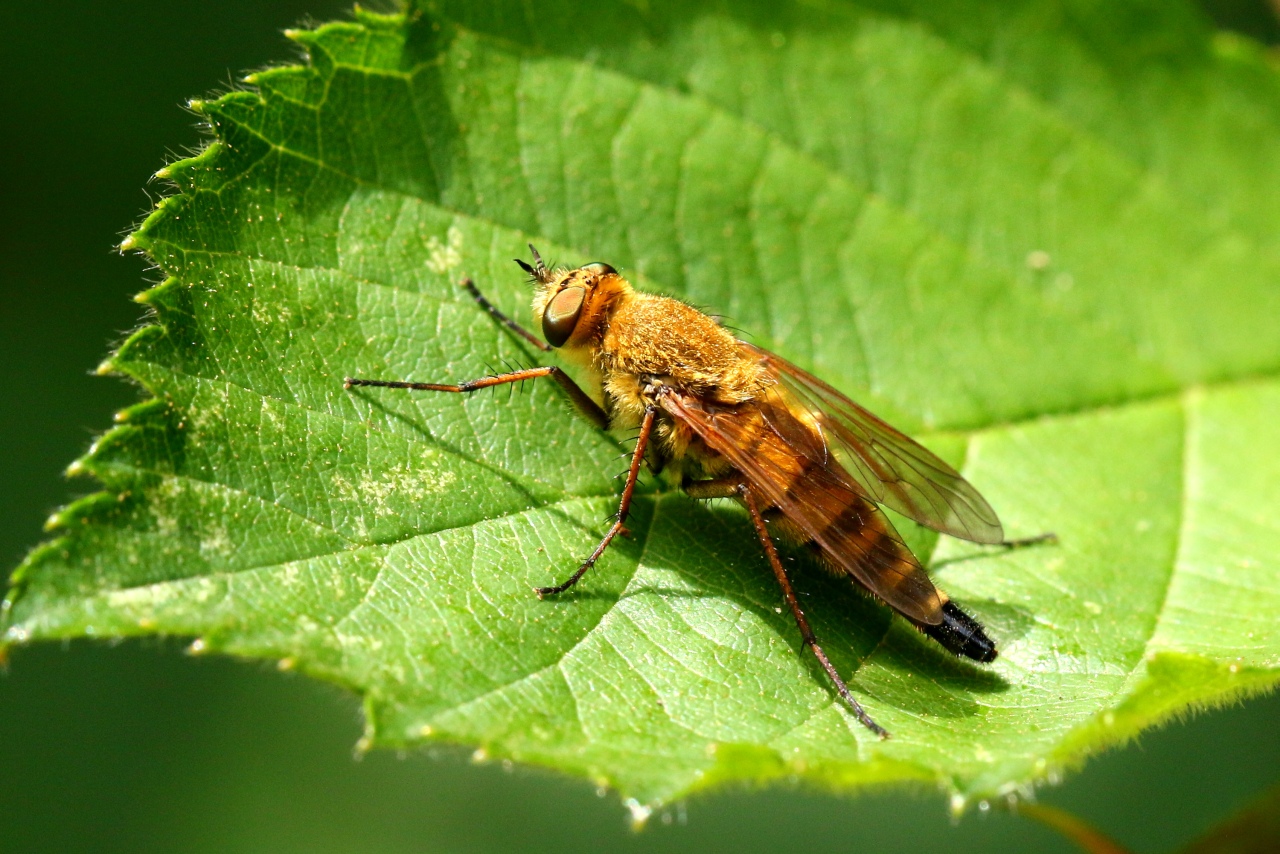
[345,247,1051,737]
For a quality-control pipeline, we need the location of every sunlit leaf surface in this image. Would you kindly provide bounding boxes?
[6,0,1279,809]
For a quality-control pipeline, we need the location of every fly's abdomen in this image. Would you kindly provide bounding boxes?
[917,601,998,663]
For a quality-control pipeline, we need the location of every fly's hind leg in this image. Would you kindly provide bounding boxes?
[737,482,889,739]
[535,406,658,597]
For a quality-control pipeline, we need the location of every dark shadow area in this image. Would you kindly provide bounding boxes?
[1201,0,1280,43]
[872,621,1010,693]
[928,535,1058,572]
[648,494,1009,710]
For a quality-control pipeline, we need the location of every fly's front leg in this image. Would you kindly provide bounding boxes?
[459,277,550,353]
[345,277,609,430]
[738,482,889,739]
[535,406,657,598]
[345,364,608,430]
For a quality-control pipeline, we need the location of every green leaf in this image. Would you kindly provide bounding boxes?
[5,0,1279,811]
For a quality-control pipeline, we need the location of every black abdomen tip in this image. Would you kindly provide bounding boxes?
[923,601,998,663]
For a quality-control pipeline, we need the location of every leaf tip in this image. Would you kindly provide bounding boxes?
[64,459,88,478]
[95,358,117,377]
[119,234,139,252]
[186,638,209,656]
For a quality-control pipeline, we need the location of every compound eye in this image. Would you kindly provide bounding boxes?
[580,262,617,276]
[542,286,585,348]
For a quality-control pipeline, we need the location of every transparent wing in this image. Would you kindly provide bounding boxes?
[659,386,944,625]
[742,343,1004,544]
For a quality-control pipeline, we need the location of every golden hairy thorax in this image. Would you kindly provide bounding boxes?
[601,294,766,403]
[531,266,771,470]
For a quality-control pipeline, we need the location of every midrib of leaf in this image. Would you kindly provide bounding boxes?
[1137,389,1198,691]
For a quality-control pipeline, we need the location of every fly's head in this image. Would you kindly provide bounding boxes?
[520,246,631,351]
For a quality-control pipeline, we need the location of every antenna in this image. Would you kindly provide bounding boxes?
[514,244,550,283]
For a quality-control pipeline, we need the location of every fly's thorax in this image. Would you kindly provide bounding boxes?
[599,293,766,404]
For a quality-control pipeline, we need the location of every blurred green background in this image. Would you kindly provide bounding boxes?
[1,2,1277,852]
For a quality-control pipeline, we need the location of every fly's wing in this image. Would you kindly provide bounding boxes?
[659,387,945,625]
[742,343,1004,544]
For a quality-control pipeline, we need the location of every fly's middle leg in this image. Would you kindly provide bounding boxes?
[681,473,746,500]
[534,406,658,598]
